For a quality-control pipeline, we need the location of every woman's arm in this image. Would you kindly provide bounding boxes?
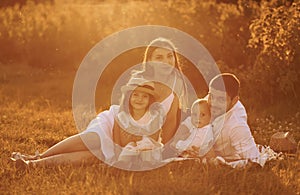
[161,94,181,143]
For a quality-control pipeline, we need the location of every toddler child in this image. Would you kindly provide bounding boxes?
[170,98,215,158]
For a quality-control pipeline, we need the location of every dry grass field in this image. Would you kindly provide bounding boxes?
[0,64,299,194]
[0,0,299,194]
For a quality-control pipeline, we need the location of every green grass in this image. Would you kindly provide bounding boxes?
[0,64,299,194]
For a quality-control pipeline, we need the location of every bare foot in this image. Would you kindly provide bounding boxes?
[11,151,40,161]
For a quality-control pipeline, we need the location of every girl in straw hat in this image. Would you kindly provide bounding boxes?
[11,77,165,169]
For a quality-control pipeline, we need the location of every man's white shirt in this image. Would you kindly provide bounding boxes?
[212,100,260,160]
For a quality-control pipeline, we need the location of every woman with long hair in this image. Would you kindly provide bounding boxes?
[132,37,189,145]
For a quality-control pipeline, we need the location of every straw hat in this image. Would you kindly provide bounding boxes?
[121,77,159,100]
[269,131,297,153]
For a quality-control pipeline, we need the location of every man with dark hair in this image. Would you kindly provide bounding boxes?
[208,73,260,163]
[208,73,240,118]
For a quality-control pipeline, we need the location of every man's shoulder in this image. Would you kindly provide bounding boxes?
[225,101,248,127]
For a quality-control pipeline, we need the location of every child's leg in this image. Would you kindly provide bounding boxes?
[40,132,101,158]
[30,150,102,167]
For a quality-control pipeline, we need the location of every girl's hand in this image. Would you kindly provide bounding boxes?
[180,146,200,158]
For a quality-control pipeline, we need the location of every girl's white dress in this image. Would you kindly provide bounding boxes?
[81,99,170,164]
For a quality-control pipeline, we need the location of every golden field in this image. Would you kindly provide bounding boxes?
[0,0,299,194]
[1,48,299,195]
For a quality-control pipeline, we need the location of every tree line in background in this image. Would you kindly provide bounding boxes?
[0,0,299,115]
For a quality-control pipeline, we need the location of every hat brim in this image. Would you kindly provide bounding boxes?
[121,85,159,100]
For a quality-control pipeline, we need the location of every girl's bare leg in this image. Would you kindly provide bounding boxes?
[30,150,103,167]
[40,132,101,158]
